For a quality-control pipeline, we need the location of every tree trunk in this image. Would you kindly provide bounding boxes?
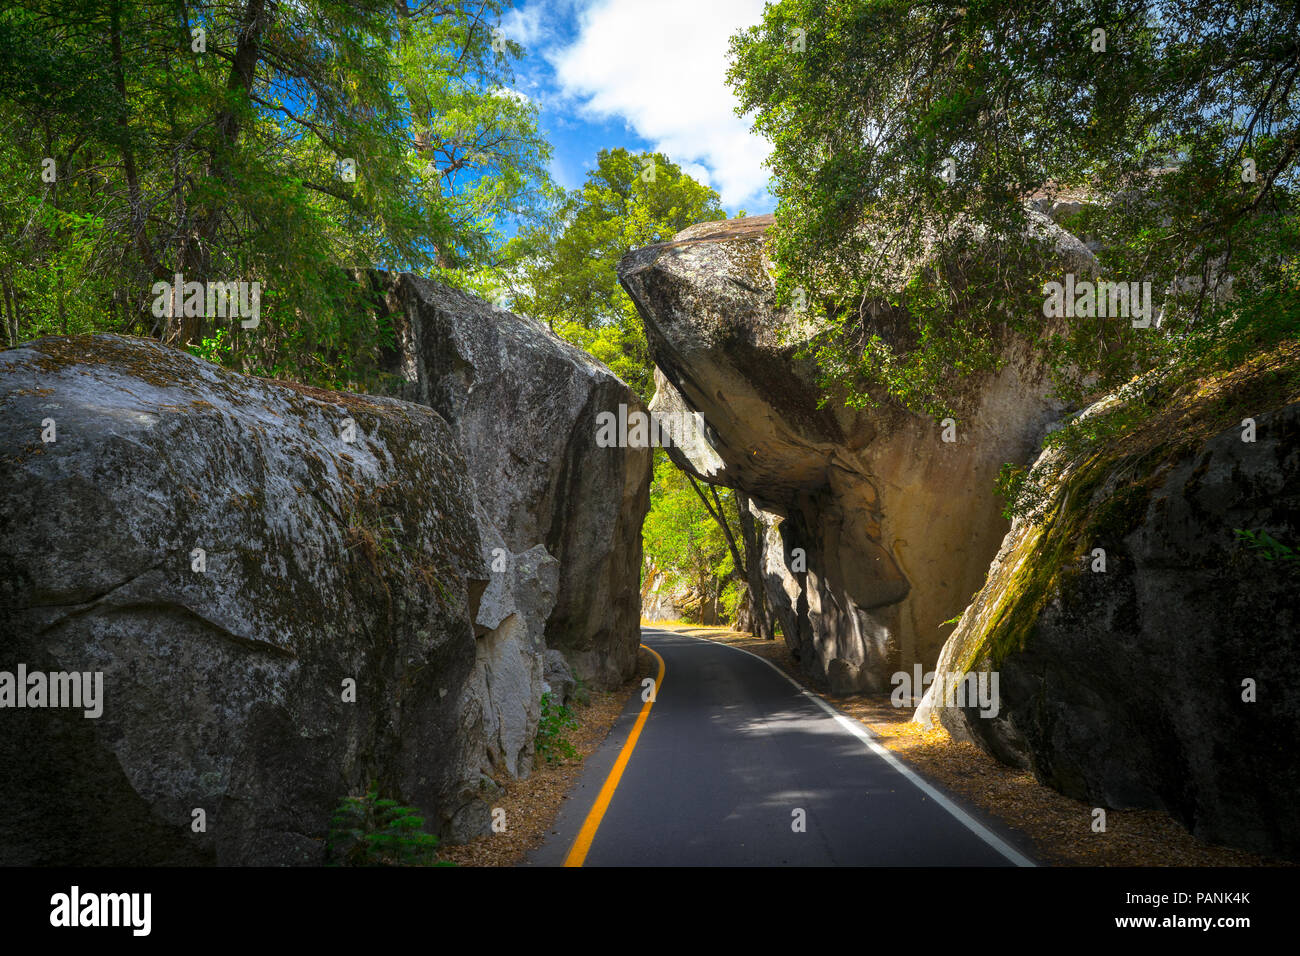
[109,2,164,330]
[177,0,268,348]
[2,274,16,347]
[684,474,775,638]
[736,491,774,640]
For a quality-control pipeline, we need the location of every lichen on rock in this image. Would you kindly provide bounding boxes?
[1,334,491,864]
[918,345,1300,860]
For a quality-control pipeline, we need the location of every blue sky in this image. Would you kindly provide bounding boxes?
[497,0,776,215]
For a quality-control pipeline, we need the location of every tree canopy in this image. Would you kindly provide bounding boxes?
[0,0,550,387]
[728,0,1300,419]
[506,147,726,398]
[642,450,747,623]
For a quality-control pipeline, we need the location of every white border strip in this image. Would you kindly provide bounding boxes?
[656,628,1037,868]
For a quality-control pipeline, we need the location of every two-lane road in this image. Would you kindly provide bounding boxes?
[529,628,1035,866]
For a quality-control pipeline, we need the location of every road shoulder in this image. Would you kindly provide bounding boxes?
[520,647,658,867]
[440,649,653,867]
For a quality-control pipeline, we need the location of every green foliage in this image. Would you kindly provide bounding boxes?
[0,0,551,389]
[507,150,742,612]
[994,463,1029,522]
[505,148,726,399]
[504,149,748,612]
[728,0,1300,421]
[326,787,449,867]
[535,692,578,763]
[642,450,741,622]
[1235,529,1300,567]
[719,578,746,623]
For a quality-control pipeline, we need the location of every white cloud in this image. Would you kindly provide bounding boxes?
[548,0,772,209]
[498,3,549,48]
[492,86,532,105]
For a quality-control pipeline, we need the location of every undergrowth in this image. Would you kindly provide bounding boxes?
[326,787,452,866]
[535,692,579,763]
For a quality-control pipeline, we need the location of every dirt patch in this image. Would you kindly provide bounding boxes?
[438,649,654,867]
[673,624,1289,867]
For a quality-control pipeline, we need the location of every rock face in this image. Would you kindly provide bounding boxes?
[640,567,682,623]
[0,335,491,865]
[0,274,651,865]
[467,523,557,778]
[541,648,577,708]
[619,214,1091,692]
[374,276,651,694]
[917,353,1300,860]
[640,560,726,625]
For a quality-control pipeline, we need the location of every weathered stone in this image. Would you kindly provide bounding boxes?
[620,214,1090,691]
[466,509,558,778]
[640,566,683,623]
[374,276,651,690]
[541,648,576,709]
[917,354,1300,860]
[0,334,490,865]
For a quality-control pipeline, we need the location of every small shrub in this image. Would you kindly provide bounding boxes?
[536,692,579,763]
[994,462,1029,521]
[326,787,450,866]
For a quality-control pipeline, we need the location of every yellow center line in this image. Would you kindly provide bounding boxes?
[562,642,666,867]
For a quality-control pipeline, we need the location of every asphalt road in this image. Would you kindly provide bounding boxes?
[529,627,1036,867]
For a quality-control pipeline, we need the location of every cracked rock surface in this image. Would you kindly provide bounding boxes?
[1,334,490,864]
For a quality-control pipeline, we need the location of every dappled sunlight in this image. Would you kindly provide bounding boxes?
[679,627,1283,867]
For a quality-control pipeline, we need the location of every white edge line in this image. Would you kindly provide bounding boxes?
[657,629,1037,868]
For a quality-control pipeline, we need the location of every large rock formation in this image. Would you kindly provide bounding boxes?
[0,269,654,863]
[0,335,491,864]
[640,566,682,623]
[619,214,1092,692]
[917,351,1300,860]
[372,276,651,694]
